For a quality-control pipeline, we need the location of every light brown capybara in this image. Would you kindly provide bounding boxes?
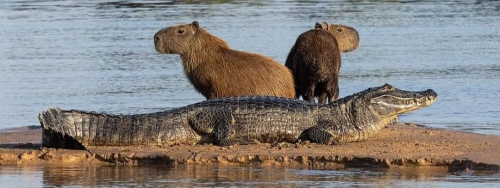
[285,22,360,104]
[154,21,295,99]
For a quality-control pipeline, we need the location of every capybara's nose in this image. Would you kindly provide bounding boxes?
[154,34,160,42]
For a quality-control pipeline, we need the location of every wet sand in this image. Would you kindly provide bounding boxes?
[1,123,499,171]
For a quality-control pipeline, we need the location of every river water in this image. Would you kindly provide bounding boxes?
[1,0,500,186]
[0,165,499,187]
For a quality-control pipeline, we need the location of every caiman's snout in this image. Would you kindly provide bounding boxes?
[400,88,438,109]
[420,89,437,106]
[426,89,437,99]
[368,86,438,117]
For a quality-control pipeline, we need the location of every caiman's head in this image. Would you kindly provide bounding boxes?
[346,84,437,119]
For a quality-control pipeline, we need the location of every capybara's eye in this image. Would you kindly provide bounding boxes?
[178,29,185,34]
[336,28,342,33]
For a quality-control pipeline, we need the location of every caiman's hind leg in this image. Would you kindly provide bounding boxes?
[189,109,235,146]
[301,127,339,145]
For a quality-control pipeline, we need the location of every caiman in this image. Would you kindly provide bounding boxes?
[38,84,437,149]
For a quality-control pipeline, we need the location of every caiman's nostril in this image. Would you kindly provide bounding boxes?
[425,89,438,99]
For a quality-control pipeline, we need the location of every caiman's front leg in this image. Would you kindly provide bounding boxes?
[303,126,339,145]
[213,111,235,146]
[189,109,235,146]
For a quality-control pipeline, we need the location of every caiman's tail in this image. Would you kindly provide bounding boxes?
[38,108,164,149]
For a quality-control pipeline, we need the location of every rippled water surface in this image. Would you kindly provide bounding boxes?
[1,0,500,186]
[1,0,500,134]
[0,165,499,187]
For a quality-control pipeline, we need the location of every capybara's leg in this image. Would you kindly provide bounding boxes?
[303,84,316,103]
[327,79,340,103]
[327,88,339,104]
[317,82,327,104]
[318,92,327,104]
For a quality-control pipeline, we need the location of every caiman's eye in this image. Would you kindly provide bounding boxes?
[177,29,185,34]
[383,84,395,91]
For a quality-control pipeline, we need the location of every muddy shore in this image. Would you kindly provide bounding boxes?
[1,123,499,171]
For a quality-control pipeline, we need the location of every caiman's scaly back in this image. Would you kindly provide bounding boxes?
[39,84,437,149]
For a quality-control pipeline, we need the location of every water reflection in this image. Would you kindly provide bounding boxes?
[0,165,497,187]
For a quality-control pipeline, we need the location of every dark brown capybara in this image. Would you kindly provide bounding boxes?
[285,22,360,104]
[154,21,295,99]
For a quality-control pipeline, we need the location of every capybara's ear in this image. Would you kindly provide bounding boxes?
[322,22,329,30]
[191,21,199,29]
[314,22,329,30]
[314,22,323,29]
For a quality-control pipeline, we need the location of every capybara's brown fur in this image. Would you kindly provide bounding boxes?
[154,21,295,99]
[316,22,360,53]
[285,22,360,104]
